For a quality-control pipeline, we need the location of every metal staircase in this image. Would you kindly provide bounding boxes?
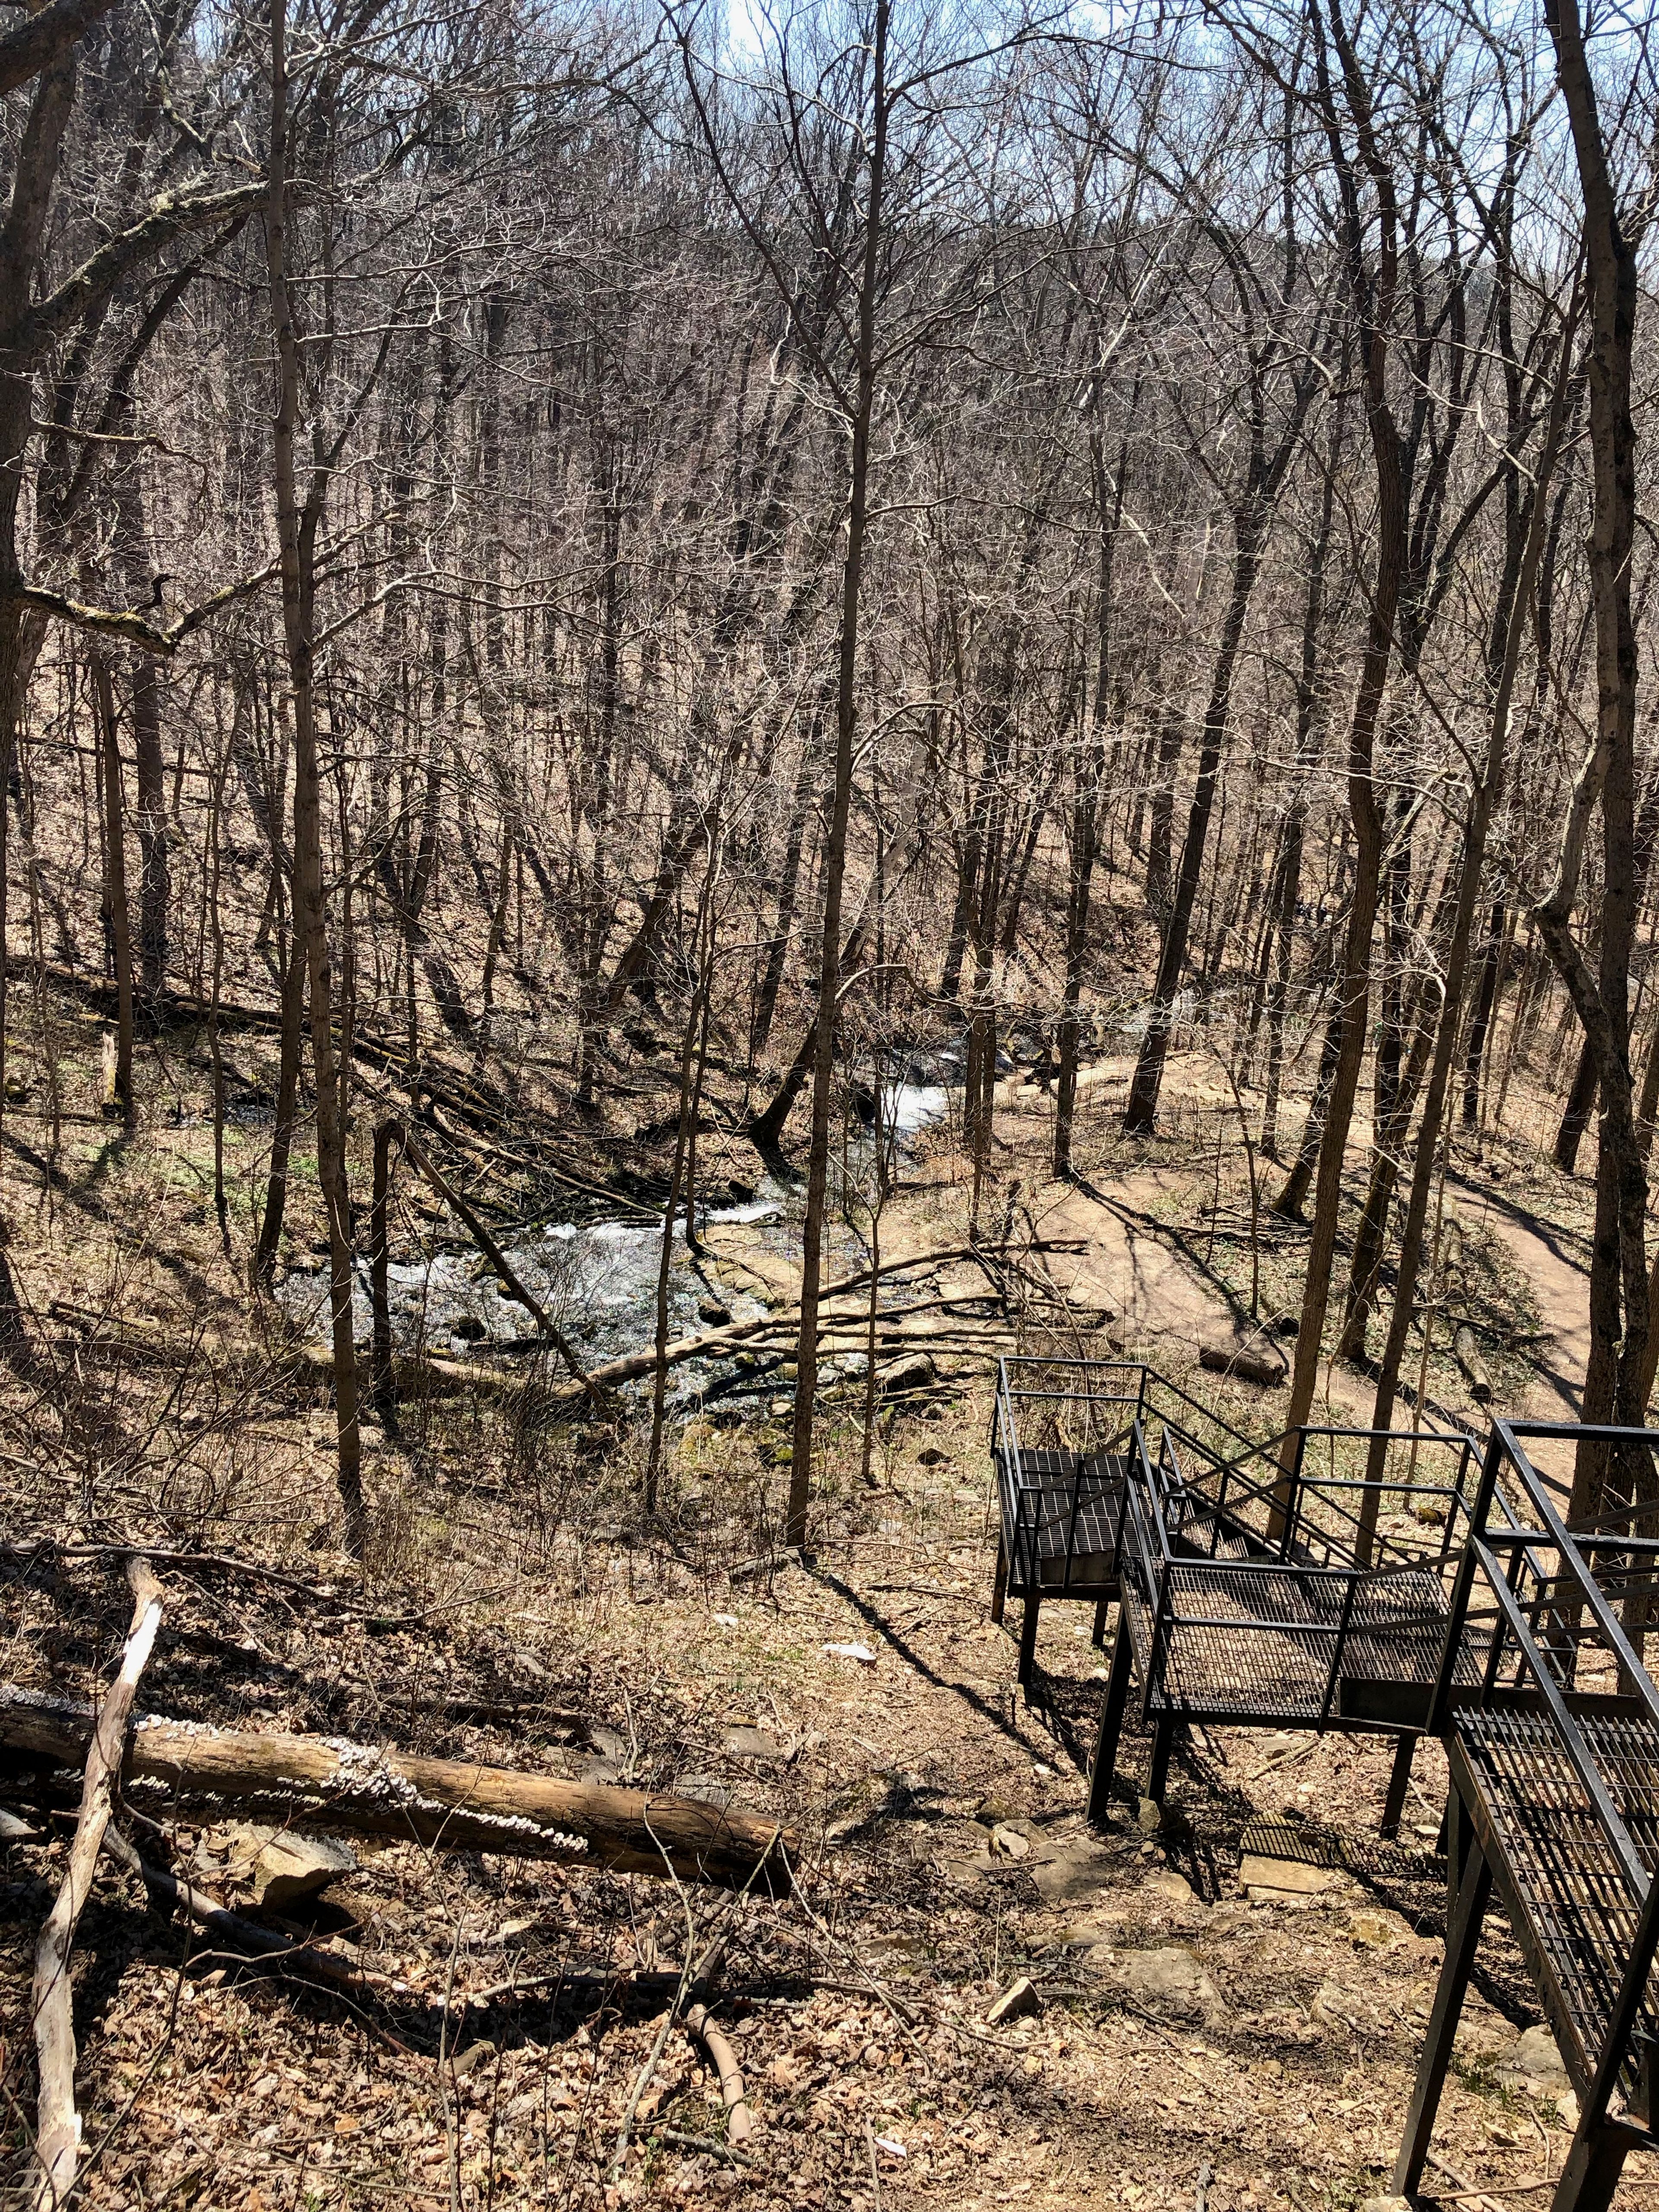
[990,1365,1659,2208]
[1393,1419,1659,2212]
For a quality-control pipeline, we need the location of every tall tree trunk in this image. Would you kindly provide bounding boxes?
[1461,901,1507,1131]
[90,658,134,1129]
[253,932,304,1290]
[1356,284,1580,1552]
[1124,510,1264,1133]
[267,0,362,1557]
[785,0,888,1552]
[1541,0,1648,1527]
[131,655,167,1000]
[1554,1032,1598,1170]
[1278,11,1402,1468]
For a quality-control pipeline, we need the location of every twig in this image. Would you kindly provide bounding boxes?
[32,1558,165,2211]
[610,1810,704,2183]
[1246,1738,1318,1783]
[1426,2149,1541,2206]
[656,2126,756,2169]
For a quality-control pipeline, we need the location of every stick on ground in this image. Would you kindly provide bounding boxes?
[32,1559,165,2211]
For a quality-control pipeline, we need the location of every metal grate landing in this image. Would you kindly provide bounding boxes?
[1459,1703,1659,2080]
[1121,1563,1478,1722]
[999,1449,1128,1586]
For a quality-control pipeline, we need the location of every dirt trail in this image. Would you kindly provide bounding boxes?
[1446,1175,1592,1424]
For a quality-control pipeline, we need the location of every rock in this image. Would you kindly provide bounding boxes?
[674,1774,736,1810]
[1031,1836,1122,1907]
[1059,1908,1128,1948]
[877,1352,935,1396]
[579,1756,625,1784]
[721,1725,784,1762]
[973,1797,1019,1828]
[251,1833,356,1911]
[1360,2198,1411,2212]
[986,1976,1041,2025]
[1310,1980,1363,2031]
[698,1300,731,1325]
[1145,1868,1205,1923]
[1239,1852,1338,1902]
[1348,1907,1411,1948]
[1087,1944,1227,2024]
[451,2040,496,2079]
[990,1824,1030,1861]
[1498,2024,1571,2097]
[589,1726,627,1760]
[1136,1797,1163,1833]
[939,1853,1000,1886]
[769,1397,794,1418]
[0,1808,37,1842]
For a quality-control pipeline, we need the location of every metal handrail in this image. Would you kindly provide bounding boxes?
[1481,1421,1659,1735]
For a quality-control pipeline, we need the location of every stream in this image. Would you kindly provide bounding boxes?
[276,1074,960,1401]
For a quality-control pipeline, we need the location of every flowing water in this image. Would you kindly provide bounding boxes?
[276,1076,958,1393]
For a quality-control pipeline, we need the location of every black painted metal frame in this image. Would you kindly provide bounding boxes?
[1086,1401,1485,1827]
[989,1356,1142,1691]
[1395,1418,1659,2212]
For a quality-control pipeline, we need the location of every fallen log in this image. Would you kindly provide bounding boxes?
[1199,1341,1287,1388]
[0,1692,793,1891]
[1452,1324,1494,1405]
[32,1562,165,2212]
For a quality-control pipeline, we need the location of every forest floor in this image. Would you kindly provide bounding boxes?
[0,1003,1647,2212]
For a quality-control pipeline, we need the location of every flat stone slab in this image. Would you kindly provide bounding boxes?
[1031,1836,1122,1907]
[1497,2024,1572,2096]
[1239,1852,1338,1900]
[1085,1943,1227,2024]
[674,1773,735,1810]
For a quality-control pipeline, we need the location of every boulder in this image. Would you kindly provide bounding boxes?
[251,1833,356,1911]
[1497,2024,1572,2097]
[877,1352,936,1396]
[1031,1835,1122,1907]
[1087,1944,1227,2024]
